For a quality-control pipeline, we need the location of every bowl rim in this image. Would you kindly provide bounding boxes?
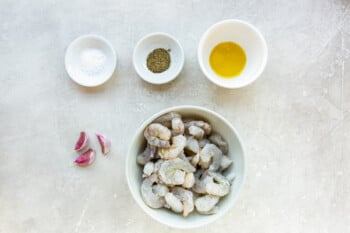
[197,19,268,89]
[64,34,117,87]
[125,105,246,229]
[132,32,185,85]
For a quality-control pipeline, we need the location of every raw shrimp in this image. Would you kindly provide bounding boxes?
[144,123,171,148]
[165,193,183,213]
[209,133,228,154]
[159,158,195,185]
[153,112,184,136]
[188,126,205,140]
[206,172,230,197]
[158,135,186,159]
[139,113,234,217]
[153,184,169,197]
[141,174,165,208]
[192,171,213,194]
[137,144,157,165]
[172,187,194,217]
[198,138,210,148]
[184,137,200,155]
[193,168,205,179]
[194,195,219,214]
[171,117,185,136]
[184,120,212,135]
[190,153,200,167]
[183,172,195,189]
[153,159,164,174]
[196,206,218,215]
[177,151,190,162]
[220,155,233,171]
[199,144,222,171]
[143,161,154,177]
[153,112,181,128]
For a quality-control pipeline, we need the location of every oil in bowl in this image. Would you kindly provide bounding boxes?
[209,41,246,78]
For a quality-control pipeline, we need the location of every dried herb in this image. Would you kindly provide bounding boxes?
[146,48,171,73]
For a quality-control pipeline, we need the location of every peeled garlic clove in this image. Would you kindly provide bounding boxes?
[75,148,95,167]
[74,131,89,151]
[96,133,111,155]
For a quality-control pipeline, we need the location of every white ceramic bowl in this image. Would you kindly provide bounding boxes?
[65,35,117,87]
[198,19,268,88]
[126,105,245,229]
[133,33,184,85]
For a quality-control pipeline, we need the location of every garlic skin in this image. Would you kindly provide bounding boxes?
[75,148,96,167]
[74,131,89,151]
[96,133,111,155]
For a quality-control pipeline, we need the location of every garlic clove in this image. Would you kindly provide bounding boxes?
[96,133,111,155]
[74,131,89,151]
[74,148,96,167]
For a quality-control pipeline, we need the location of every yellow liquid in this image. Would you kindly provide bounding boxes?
[209,41,246,78]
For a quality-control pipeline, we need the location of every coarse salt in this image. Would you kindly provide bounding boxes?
[78,48,107,77]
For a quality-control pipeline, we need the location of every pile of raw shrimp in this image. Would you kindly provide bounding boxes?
[137,112,235,217]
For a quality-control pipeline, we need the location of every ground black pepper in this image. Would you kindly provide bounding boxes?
[146,48,171,73]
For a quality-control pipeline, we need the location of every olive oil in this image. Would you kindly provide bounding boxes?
[209,41,246,78]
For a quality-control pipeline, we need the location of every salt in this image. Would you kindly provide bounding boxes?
[78,48,106,77]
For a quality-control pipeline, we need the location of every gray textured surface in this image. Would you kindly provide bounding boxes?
[0,0,349,232]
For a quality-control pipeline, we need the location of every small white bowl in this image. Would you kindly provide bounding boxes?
[198,19,268,88]
[133,33,184,85]
[65,35,117,87]
[126,105,246,229]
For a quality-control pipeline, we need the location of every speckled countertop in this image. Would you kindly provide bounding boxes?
[0,0,349,232]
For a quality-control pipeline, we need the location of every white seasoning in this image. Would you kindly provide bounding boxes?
[78,48,107,77]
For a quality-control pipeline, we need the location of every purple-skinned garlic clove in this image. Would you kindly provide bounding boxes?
[74,131,89,151]
[75,148,96,167]
[96,133,111,155]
